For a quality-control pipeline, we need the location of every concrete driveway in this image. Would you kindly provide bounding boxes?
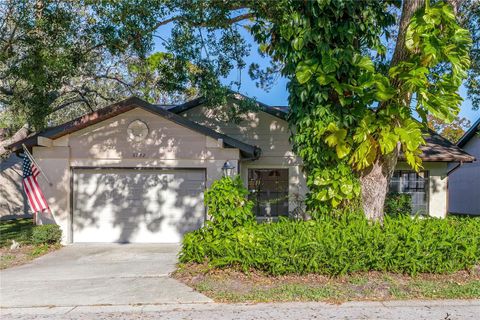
[0,244,212,307]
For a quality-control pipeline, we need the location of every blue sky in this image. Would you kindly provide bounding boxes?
[154,27,479,124]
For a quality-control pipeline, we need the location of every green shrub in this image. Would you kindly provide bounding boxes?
[31,224,62,245]
[204,176,254,234]
[385,193,412,217]
[180,214,480,276]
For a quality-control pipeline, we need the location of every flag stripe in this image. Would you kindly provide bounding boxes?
[26,177,42,211]
[24,179,40,212]
[29,177,42,210]
[32,178,48,210]
[25,178,37,210]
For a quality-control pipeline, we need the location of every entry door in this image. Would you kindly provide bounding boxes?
[72,168,205,243]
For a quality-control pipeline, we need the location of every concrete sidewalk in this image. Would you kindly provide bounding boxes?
[0,244,211,307]
[2,300,479,320]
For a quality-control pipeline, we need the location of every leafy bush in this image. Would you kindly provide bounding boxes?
[204,176,254,234]
[31,224,62,245]
[180,214,480,276]
[384,193,412,217]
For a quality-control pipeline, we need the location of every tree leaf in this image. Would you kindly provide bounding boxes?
[355,56,375,72]
[321,53,337,74]
[336,143,351,159]
[295,59,319,84]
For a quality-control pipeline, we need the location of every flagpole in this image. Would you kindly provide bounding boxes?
[22,144,53,186]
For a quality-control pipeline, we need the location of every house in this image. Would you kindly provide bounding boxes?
[6,96,475,244]
[448,117,480,215]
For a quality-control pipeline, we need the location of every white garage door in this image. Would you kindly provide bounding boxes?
[72,168,205,243]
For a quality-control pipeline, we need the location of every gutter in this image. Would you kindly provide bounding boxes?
[447,161,464,176]
[240,147,262,161]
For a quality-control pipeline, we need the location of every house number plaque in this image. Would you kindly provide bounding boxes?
[127,119,149,142]
[132,152,146,158]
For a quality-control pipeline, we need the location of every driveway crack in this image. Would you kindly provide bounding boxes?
[65,306,77,314]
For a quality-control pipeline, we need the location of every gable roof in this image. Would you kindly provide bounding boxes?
[8,97,262,159]
[457,117,480,148]
[169,92,288,120]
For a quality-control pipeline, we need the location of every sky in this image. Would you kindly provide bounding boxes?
[154,26,479,125]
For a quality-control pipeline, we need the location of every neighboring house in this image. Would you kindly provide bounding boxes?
[448,118,480,215]
[5,96,474,244]
[0,153,33,220]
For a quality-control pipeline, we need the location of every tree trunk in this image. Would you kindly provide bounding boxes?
[360,0,424,221]
[360,147,400,223]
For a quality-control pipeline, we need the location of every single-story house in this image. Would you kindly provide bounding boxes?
[6,96,475,244]
[448,117,480,215]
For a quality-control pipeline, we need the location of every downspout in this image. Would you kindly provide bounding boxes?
[446,161,464,217]
[447,161,464,176]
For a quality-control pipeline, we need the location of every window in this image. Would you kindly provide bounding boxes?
[248,169,289,220]
[389,170,429,215]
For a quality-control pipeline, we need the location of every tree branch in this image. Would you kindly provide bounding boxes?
[390,0,425,66]
[51,98,87,113]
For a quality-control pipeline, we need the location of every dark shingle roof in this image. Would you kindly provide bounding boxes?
[399,129,475,162]
[169,93,288,120]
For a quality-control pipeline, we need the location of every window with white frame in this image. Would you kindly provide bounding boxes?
[247,169,289,219]
[389,170,429,215]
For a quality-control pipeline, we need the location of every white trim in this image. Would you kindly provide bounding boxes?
[37,136,53,147]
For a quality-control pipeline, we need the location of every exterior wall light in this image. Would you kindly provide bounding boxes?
[221,160,236,177]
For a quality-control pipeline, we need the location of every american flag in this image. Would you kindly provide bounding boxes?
[22,155,49,213]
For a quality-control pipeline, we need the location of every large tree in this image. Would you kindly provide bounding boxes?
[0,0,199,155]
[280,0,472,220]
[159,0,474,220]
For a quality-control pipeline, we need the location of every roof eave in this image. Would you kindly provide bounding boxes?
[8,96,262,159]
[8,97,141,152]
[170,93,288,120]
[398,154,476,163]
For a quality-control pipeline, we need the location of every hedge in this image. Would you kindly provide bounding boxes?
[180,214,480,275]
[31,224,62,245]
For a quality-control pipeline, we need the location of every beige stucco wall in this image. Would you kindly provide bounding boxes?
[33,107,241,243]
[395,162,448,218]
[32,146,70,241]
[0,154,33,219]
[181,105,307,214]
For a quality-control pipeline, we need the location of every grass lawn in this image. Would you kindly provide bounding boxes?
[0,218,60,269]
[174,264,480,303]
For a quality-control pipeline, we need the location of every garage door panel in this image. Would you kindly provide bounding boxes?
[73,169,205,243]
